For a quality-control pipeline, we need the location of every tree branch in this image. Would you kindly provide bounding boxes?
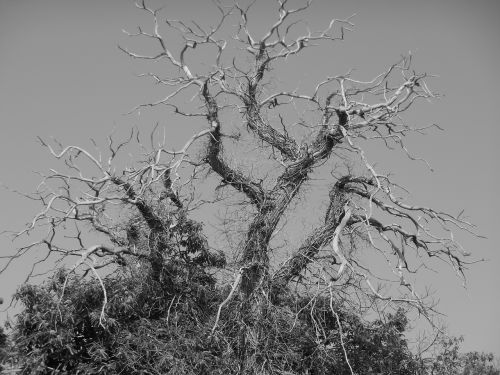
[203,81,267,207]
[271,177,350,290]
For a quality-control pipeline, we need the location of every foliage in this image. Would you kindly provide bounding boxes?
[0,325,8,372]
[422,336,465,375]
[11,262,421,374]
[414,335,500,375]
[13,265,498,374]
[461,351,500,375]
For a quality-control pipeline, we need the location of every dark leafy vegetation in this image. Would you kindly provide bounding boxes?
[8,264,499,374]
[11,262,421,374]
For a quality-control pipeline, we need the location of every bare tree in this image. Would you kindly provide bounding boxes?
[1,1,477,373]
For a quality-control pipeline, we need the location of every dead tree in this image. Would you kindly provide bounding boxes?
[1,1,477,372]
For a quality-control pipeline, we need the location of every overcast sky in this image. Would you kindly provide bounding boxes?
[1,0,499,355]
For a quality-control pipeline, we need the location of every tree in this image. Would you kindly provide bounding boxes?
[415,335,500,375]
[461,351,500,375]
[10,264,424,374]
[0,325,8,372]
[2,1,477,373]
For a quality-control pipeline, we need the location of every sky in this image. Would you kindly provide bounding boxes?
[0,0,499,355]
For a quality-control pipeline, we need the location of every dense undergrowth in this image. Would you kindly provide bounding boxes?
[9,258,419,374]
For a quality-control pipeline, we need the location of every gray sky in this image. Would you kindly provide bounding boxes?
[1,0,499,355]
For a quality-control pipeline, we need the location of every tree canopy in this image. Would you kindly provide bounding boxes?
[0,1,492,374]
